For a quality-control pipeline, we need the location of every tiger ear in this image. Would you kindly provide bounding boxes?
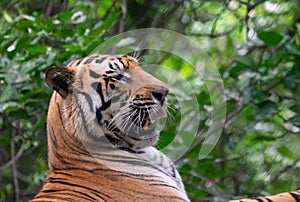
[46,67,75,98]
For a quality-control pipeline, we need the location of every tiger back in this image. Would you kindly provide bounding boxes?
[230,190,300,202]
[30,55,190,202]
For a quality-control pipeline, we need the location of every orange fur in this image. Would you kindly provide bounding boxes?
[31,55,189,202]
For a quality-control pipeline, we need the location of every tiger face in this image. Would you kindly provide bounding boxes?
[46,55,168,149]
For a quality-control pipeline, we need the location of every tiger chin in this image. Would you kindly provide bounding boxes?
[30,54,190,202]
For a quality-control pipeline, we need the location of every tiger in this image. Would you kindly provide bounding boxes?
[230,190,300,202]
[30,54,190,202]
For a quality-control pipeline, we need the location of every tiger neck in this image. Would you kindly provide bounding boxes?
[47,93,105,171]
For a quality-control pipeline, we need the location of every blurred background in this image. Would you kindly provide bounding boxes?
[0,0,299,201]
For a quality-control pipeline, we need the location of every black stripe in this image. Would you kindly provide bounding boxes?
[89,55,99,58]
[84,58,94,64]
[100,99,111,110]
[133,102,155,107]
[42,189,99,201]
[73,95,98,144]
[113,62,121,69]
[76,58,83,66]
[132,97,153,101]
[67,60,76,67]
[103,77,110,94]
[55,94,69,133]
[47,180,112,201]
[41,189,61,193]
[48,125,58,148]
[48,180,98,193]
[118,146,144,154]
[79,92,94,112]
[170,163,176,177]
[109,83,115,90]
[92,81,112,110]
[37,192,99,201]
[118,58,125,68]
[96,108,102,123]
[109,63,115,70]
[290,192,300,202]
[89,69,101,78]
[34,195,76,201]
[95,57,106,64]
[94,82,105,103]
[91,81,112,123]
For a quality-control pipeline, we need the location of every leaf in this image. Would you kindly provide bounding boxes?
[32,118,46,134]
[228,63,245,78]
[0,85,14,102]
[252,135,276,142]
[58,11,73,22]
[0,101,18,113]
[0,136,10,146]
[255,101,279,121]
[258,31,283,46]
[3,10,13,23]
[236,55,256,68]
[97,0,115,17]
[289,104,300,114]
[63,44,82,53]
[277,145,295,160]
[28,44,47,55]
[253,90,270,103]
[286,116,300,126]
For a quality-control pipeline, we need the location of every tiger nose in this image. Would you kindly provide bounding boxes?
[151,86,169,105]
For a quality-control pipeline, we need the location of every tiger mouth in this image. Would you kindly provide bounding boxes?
[142,118,159,130]
[141,107,167,130]
[109,106,167,142]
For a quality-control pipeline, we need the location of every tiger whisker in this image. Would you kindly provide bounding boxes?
[121,112,133,134]
[137,109,142,134]
[107,102,133,129]
[112,106,137,134]
[166,104,175,122]
[126,109,140,134]
[107,109,131,131]
[113,111,132,133]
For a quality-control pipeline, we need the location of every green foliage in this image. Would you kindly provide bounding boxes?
[0,0,300,201]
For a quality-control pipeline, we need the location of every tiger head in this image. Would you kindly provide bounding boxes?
[46,55,168,149]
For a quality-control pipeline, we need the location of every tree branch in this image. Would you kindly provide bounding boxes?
[188,25,239,38]
[99,0,119,22]
[43,0,54,19]
[236,0,267,40]
[11,124,20,202]
[118,0,127,33]
[0,141,26,172]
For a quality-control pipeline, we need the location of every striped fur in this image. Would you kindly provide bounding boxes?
[31,55,189,202]
[230,190,300,202]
